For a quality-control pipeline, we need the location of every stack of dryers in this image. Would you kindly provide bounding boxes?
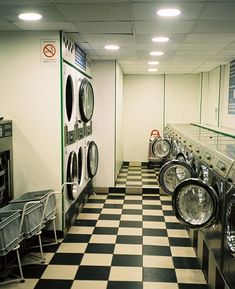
[77,72,99,189]
[62,33,99,232]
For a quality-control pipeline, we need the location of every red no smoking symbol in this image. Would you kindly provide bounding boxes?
[43,44,56,58]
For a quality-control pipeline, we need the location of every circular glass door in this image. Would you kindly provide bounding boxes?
[77,147,83,185]
[79,79,94,123]
[226,198,235,256]
[66,151,78,200]
[152,138,171,158]
[158,160,196,195]
[87,141,99,178]
[172,178,219,229]
[65,75,74,122]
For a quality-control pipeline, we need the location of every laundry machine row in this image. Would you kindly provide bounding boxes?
[159,123,235,289]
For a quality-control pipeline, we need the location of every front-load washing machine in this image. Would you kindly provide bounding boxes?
[171,145,233,270]
[63,61,77,146]
[222,184,235,289]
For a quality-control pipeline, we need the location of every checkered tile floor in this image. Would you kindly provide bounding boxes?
[7,191,208,289]
[116,163,160,188]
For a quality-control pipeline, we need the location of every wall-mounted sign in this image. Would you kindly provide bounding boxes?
[228,59,235,114]
[40,40,59,66]
[75,44,86,70]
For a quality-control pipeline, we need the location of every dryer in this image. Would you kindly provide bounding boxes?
[63,62,77,146]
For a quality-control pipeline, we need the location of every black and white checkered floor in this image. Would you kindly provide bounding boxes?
[115,163,160,188]
[6,189,208,289]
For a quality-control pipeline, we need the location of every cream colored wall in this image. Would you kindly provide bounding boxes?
[92,61,116,187]
[165,74,200,124]
[0,31,61,196]
[115,63,124,178]
[123,75,164,162]
[123,74,201,162]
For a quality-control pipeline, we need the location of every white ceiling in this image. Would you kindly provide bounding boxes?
[1,0,235,74]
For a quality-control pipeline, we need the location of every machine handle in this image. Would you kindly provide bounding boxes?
[151,130,160,137]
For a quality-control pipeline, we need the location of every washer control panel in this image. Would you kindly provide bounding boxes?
[0,120,12,138]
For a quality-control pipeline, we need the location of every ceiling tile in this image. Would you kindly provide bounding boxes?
[0,5,66,21]
[73,21,132,34]
[179,43,227,50]
[73,33,135,45]
[57,3,132,21]
[184,33,235,43]
[134,20,196,34]
[193,21,235,33]
[136,43,181,50]
[133,2,205,21]
[0,21,20,30]
[13,21,78,31]
[175,50,219,56]
[200,3,235,20]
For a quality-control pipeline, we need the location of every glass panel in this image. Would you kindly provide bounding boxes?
[66,151,78,199]
[153,139,170,158]
[66,75,73,122]
[77,147,83,185]
[176,185,213,225]
[88,142,99,178]
[80,80,94,122]
[226,200,235,255]
[163,164,192,193]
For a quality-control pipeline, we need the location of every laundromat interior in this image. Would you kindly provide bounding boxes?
[1,1,235,289]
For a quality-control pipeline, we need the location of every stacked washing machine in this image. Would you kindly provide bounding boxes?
[62,33,99,231]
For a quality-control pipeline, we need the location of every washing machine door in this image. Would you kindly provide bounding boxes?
[172,178,219,229]
[225,198,235,256]
[152,138,171,159]
[65,75,74,122]
[158,160,196,195]
[77,146,83,185]
[79,78,94,123]
[66,151,78,200]
[87,141,99,178]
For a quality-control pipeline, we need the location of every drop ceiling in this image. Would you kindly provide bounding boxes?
[1,0,235,74]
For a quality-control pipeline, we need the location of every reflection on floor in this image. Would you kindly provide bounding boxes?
[5,190,208,289]
[116,162,160,188]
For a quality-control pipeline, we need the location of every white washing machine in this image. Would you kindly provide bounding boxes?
[63,62,77,145]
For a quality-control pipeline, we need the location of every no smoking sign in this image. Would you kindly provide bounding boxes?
[41,40,58,64]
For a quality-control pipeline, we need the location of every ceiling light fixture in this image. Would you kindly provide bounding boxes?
[152,36,169,43]
[105,45,120,50]
[157,8,181,17]
[18,12,42,21]
[148,68,158,72]
[150,51,164,56]
[148,61,159,65]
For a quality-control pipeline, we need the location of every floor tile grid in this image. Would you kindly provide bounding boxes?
[116,165,160,188]
[9,191,208,289]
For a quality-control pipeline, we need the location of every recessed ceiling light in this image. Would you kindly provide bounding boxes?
[150,51,164,56]
[157,8,181,17]
[152,37,169,43]
[148,68,158,72]
[18,12,42,21]
[148,61,159,65]
[104,45,120,50]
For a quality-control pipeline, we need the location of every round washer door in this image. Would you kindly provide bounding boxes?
[158,160,196,195]
[66,151,78,200]
[77,146,83,185]
[152,138,171,159]
[172,178,219,229]
[79,79,94,123]
[87,141,99,178]
[65,75,74,122]
[225,198,235,256]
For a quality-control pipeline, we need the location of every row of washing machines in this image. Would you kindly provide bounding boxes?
[151,123,235,289]
[61,34,99,232]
